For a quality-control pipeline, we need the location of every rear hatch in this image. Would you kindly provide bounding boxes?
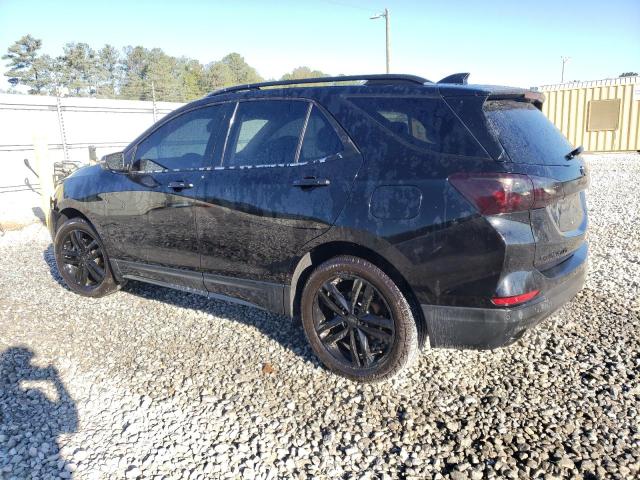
[484,99,589,269]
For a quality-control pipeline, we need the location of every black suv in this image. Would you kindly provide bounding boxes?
[49,74,588,382]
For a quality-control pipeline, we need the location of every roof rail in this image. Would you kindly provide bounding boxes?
[438,72,470,84]
[206,74,432,97]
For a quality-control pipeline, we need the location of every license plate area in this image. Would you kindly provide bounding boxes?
[550,193,584,232]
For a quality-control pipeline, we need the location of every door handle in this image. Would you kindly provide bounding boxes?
[292,177,331,188]
[168,181,194,190]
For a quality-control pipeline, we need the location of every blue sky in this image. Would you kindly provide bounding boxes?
[1,0,638,88]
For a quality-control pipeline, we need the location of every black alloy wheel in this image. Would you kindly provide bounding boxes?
[54,217,118,297]
[314,275,395,368]
[301,255,418,382]
[59,229,106,288]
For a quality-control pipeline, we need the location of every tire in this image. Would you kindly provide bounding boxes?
[300,255,418,382]
[54,217,118,298]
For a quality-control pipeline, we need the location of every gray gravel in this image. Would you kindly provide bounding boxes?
[1,153,639,479]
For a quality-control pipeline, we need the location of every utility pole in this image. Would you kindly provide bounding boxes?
[561,56,570,83]
[371,8,391,73]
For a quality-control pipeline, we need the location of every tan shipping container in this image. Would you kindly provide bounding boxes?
[537,76,640,152]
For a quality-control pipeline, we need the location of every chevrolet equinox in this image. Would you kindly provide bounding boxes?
[49,74,588,382]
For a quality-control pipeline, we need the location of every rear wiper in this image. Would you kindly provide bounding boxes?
[565,145,583,160]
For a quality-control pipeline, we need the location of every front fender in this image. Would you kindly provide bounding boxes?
[49,170,107,240]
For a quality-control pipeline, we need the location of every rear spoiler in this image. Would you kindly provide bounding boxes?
[487,90,545,110]
[438,72,470,84]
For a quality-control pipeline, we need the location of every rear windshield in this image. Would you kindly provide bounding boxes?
[484,100,573,165]
[349,96,485,156]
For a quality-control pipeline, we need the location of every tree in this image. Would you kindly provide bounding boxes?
[119,46,151,100]
[59,42,98,96]
[201,61,234,92]
[619,72,638,77]
[3,35,269,100]
[281,66,328,81]
[95,44,121,97]
[146,48,184,102]
[178,58,204,100]
[221,53,262,85]
[119,46,199,102]
[2,34,49,94]
[32,54,59,94]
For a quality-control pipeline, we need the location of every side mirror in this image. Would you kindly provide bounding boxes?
[102,152,127,172]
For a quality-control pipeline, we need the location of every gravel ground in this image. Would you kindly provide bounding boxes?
[0,153,639,479]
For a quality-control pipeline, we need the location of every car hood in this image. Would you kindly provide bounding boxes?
[65,163,103,180]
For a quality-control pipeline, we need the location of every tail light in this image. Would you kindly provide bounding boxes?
[530,176,564,209]
[449,173,533,214]
[449,173,563,215]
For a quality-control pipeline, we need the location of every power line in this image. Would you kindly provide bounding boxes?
[317,0,372,12]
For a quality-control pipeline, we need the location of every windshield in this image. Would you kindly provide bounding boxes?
[485,100,574,165]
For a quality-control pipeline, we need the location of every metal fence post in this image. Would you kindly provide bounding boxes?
[33,134,54,228]
[55,92,69,161]
[151,81,158,122]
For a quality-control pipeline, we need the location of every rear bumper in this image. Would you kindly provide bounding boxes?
[422,243,587,350]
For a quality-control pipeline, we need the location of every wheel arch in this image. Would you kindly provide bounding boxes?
[55,207,93,233]
[287,240,428,347]
[55,206,124,285]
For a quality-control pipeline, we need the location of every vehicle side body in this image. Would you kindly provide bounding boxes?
[49,78,588,351]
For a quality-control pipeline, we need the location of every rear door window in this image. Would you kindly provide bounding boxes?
[484,100,574,165]
[299,106,343,162]
[349,96,484,156]
[224,100,308,167]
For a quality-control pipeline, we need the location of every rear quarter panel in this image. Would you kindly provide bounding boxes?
[304,95,508,307]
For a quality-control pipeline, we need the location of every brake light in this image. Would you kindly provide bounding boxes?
[491,290,540,307]
[530,175,564,209]
[449,173,564,214]
[449,173,534,215]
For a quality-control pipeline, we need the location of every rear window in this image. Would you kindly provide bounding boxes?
[484,100,574,165]
[299,106,343,162]
[349,96,484,156]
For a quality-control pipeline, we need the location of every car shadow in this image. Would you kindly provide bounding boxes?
[124,281,318,365]
[0,346,78,477]
[31,207,46,225]
[43,244,68,290]
[42,244,320,369]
